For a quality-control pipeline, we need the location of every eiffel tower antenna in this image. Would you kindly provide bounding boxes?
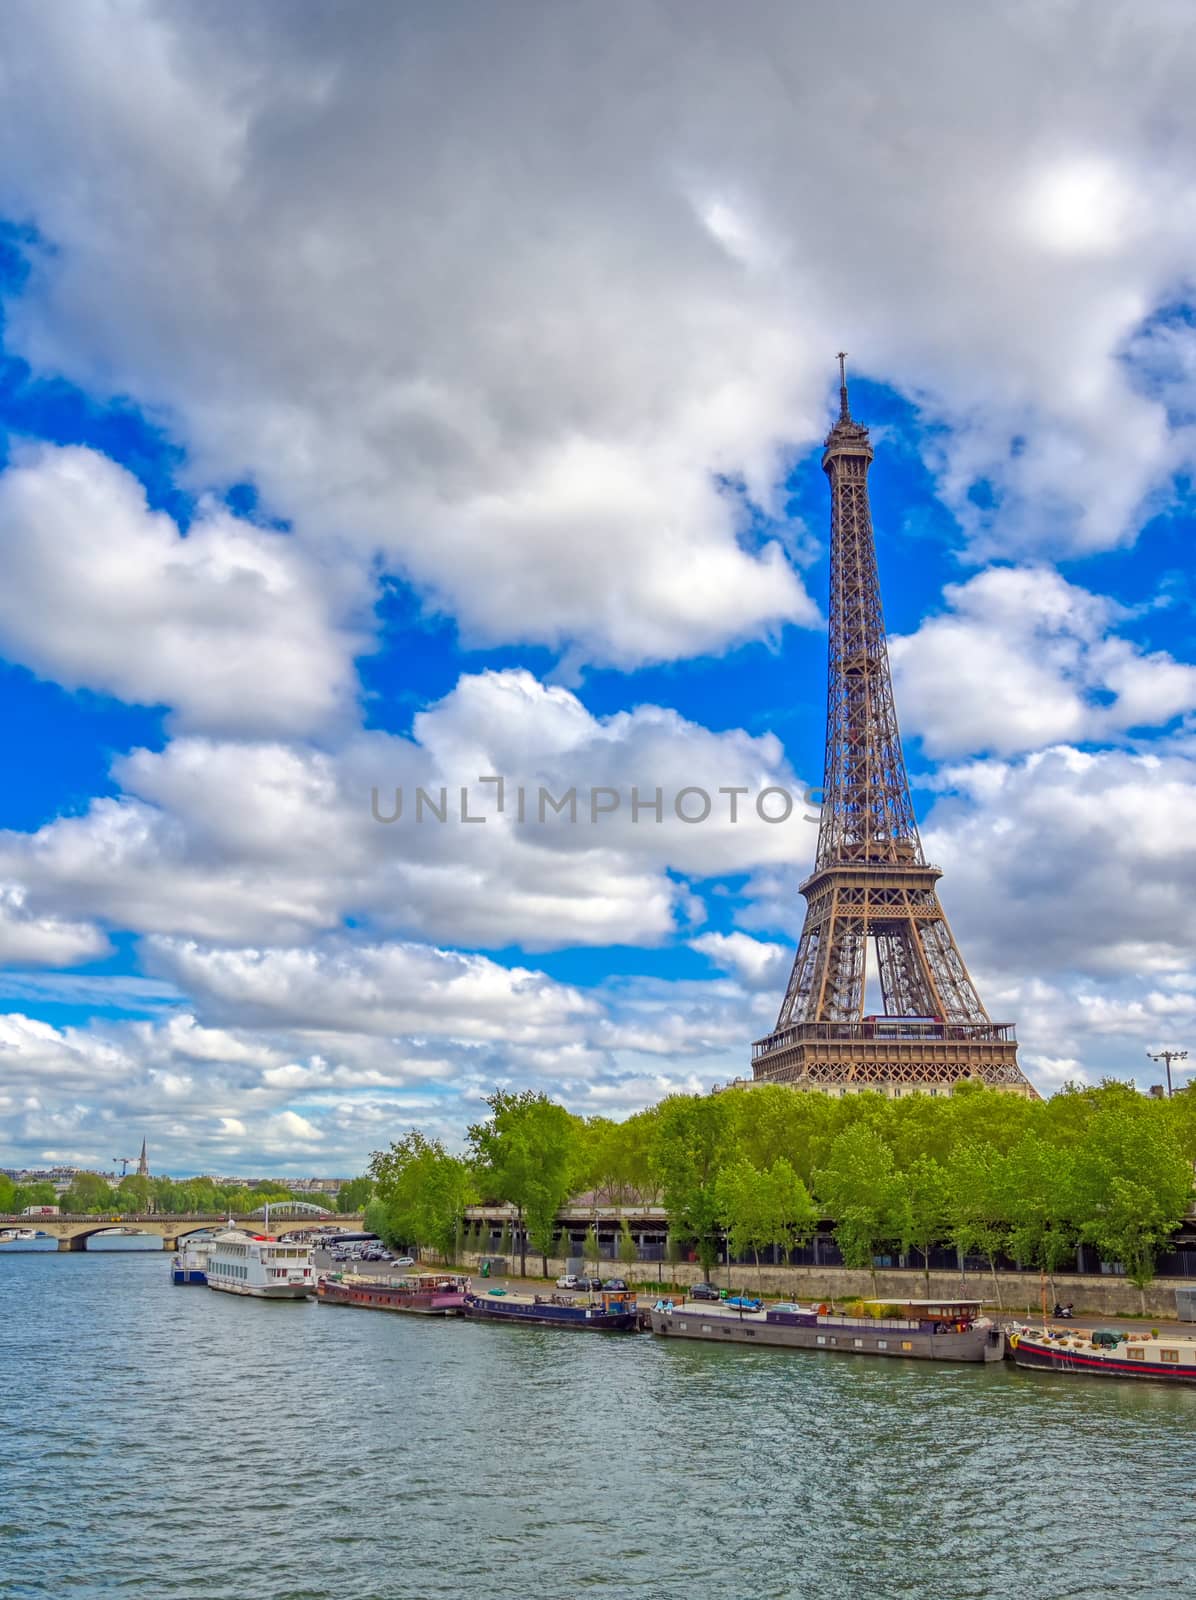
[750,356,1036,1098]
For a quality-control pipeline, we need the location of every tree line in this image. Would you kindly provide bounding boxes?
[0,1170,373,1217]
[362,1079,1196,1291]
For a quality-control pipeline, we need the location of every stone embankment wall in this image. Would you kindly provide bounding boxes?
[458,1252,1193,1319]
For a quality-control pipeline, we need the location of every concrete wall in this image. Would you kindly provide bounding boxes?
[459,1250,1193,1319]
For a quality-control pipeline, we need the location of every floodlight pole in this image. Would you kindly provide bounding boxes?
[1147,1048,1188,1098]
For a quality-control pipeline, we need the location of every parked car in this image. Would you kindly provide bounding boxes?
[394,1255,415,1267]
[581,1275,603,1291]
[556,1273,583,1290]
[601,1278,628,1291]
[689,1281,721,1301]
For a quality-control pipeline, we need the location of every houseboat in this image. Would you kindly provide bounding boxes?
[649,1297,1004,1362]
[1008,1325,1196,1382]
[205,1229,314,1299]
[171,1236,216,1285]
[317,1271,469,1315]
[464,1287,639,1332]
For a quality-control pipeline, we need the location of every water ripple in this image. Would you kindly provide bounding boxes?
[3,1246,1194,1599]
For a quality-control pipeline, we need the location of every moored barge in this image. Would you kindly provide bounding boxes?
[317,1271,469,1316]
[1008,1325,1196,1382]
[464,1287,639,1331]
[649,1297,1004,1362]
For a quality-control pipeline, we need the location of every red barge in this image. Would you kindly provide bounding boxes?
[317,1271,469,1316]
[1009,1325,1196,1382]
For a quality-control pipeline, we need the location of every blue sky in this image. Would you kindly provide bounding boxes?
[0,3,1194,1174]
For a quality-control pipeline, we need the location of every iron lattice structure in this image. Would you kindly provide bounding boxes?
[752,358,1035,1097]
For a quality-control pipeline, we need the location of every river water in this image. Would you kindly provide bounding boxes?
[2,1240,1193,1600]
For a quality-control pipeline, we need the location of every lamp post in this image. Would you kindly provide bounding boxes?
[1147,1048,1188,1098]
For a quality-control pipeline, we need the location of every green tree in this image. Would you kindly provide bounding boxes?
[117,1175,152,1213]
[0,1174,16,1213]
[363,1195,390,1244]
[337,1176,373,1214]
[60,1172,117,1213]
[12,1180,57,1212]
[717,1156,817,1293]
[665,1231,682,1280]
[1071,1100,1193,1288]
[902,1155,951,1290]
[583,1225,601,1274]
[814,1123,910,1294]
[946,1143,1012,1308]
[369,1131,477,1259]
[617,1219,638,1272]
[467,1090,580,1278]
[732,1083,836,1187]
[618,1106,665,1202]
[1166,1081,1196,1164]
[654,1092,738,1277]
[1004,1134,1077,1293]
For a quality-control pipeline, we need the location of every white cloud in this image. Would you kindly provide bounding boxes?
[923,743,1196,981]
[4,5,1196,1165]
[690,931,789,990]
[146,938,598,1044]
[0,948,767,1171]
[0,445,366,735]
[891,566,1196,758]
[3,5,1196,674]
[0,884,109,966]
[0,668,815,952]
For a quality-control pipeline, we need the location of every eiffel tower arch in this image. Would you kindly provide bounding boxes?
[751,358,1036,1099]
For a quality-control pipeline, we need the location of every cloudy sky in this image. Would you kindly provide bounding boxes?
[0,1,1194,1176]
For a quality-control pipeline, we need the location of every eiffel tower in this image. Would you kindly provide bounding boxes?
[751,357,1036,1098]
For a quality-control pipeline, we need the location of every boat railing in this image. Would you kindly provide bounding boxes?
[813,1314,926,1331]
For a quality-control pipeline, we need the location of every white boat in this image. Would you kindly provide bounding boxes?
[205,1228,314,1299]
[171,1237,216,1285]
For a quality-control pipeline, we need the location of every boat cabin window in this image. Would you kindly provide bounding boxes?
[1127,1348,1146,1360]
[1159,1349,1180,1363]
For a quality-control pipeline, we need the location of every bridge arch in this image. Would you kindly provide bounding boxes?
[0,1211,364,1252]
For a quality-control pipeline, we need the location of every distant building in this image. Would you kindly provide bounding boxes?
[1,1165,88,1194]
[203,1175,348,1194]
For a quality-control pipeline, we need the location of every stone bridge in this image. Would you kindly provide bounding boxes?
[0,1211,366,1251]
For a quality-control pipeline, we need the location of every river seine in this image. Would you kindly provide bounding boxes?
[2,1241,1193,1600]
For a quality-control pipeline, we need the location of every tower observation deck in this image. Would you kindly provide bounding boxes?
[751,357,1036,1099]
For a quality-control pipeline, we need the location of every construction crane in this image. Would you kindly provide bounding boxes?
[114,1157,134,1177]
